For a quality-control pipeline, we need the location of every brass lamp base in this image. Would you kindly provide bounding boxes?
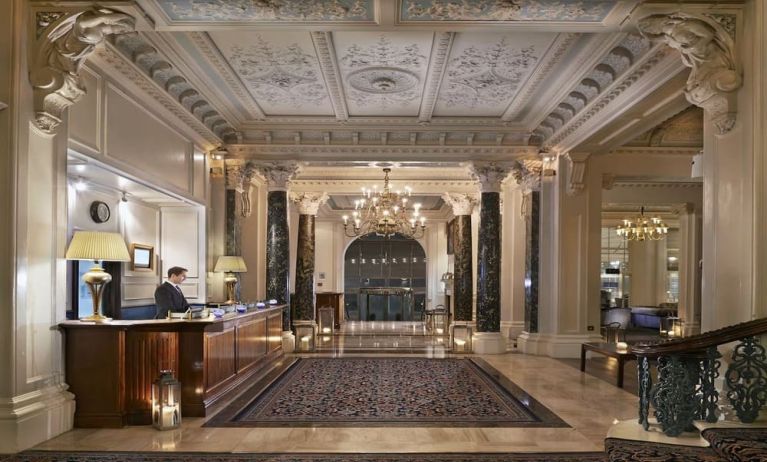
[80,264,113,323]
[224,273,238,305]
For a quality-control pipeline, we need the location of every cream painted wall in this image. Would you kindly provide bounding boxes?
[161,207,206,301]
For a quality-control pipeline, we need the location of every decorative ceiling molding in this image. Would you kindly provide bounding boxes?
[225,144,538,161]
[611,181,703,189]
[185,32,266,120]
[109,32,237,141]
[30,8,135,133]
[545,45,683,152]
[501,32,578,122]
[240,116,528,128]
[531,33,654,146]
[91,45,223,147]
[638,13,741,135]
[608,147,700,157]
[311,32,349,121]
[240,128,529,146]
[418,32,454,123]
[291,179,478,195]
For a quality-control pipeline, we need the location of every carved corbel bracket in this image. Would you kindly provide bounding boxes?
[442,193,478,216]
[637,12,741,135]
[564,152,590,196]
[289,192,328,216]
[29,8,135,134]
[253,161,300,192]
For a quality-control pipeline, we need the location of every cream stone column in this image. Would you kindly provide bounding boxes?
[676,203,702,335]
[638,11,763,328]
[518,154,602,358]
[469,162,512,354]
[628,239,668,307]
[500,184,526,340]
[254,161,299,352]
[0,3,135,453]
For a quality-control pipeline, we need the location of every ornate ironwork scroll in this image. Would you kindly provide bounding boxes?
[699,346,721,422]
[651,355,700,436]
[637,356,653,430]
[725,336,767,423]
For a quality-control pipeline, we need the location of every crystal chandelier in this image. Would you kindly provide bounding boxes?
[616,207,669,241]
[342,168,426,239]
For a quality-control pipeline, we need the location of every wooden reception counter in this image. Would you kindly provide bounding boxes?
[60,305,284,427]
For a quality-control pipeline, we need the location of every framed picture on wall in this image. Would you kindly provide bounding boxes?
[130,243,154,271]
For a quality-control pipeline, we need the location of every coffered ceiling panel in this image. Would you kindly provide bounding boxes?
[209,31,334,116]
[433,32,558,117]
[155,0,375,22]
[334,32,434,117]
[399,0,618,23]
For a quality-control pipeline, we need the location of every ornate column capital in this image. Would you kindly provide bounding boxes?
[638,12,741,135]
[290,192,328,215]
[469,162,513,193]
[254,161,300,191]
[442,193,477,216]
[510,160,542,192]
[564,152,590,196]
[225,161,258,217]
[30,8,135,133]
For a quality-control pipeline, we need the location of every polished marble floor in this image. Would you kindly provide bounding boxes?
[315,321,451,353]
[33,350,639,454]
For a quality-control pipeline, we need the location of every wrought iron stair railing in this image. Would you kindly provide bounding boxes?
[629,318,767,437]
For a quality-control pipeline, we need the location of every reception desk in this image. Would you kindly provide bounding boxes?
[60,305,283,427]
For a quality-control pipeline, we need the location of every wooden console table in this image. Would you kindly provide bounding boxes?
[580,342,637,388]
[60,305,283,427]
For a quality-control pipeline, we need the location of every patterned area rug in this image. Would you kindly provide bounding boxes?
[5,452,607,462]
[604,438,725,462]
[206,357,568,427]
[702,427,767,462]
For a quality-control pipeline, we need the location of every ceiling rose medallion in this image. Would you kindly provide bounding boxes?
[347,67,420,94]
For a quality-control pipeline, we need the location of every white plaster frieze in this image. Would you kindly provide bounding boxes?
[29,8,135,133]
[225,144,538,161]
[638,13,741,135]
[289,191,329,215]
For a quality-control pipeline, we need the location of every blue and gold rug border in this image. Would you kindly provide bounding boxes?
[205,357,569,428]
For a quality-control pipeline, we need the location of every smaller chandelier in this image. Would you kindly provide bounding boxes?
[616,207,668,241]
[342,168,426,239]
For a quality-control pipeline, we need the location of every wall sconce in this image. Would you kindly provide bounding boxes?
[294,322,316,352]
[151,370,181,430]
[540,152,557,177]
[451,323,472,353]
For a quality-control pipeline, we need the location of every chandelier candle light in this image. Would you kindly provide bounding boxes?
[342,168,426,239]
[616,206,669,241]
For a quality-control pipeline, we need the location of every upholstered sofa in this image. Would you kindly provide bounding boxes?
[630,305,677,329]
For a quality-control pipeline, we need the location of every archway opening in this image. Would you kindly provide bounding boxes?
[343,233,426,322]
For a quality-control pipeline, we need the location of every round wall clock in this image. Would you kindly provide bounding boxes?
[89,201,111,223]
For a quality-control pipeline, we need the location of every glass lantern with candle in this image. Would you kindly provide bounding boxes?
[295,322,316,352]
[151,370,181,430]
[317,306,334,337]
[451,323,472,353]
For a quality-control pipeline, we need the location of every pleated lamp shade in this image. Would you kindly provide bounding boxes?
[65,231,131,262]
[214,256,247,273]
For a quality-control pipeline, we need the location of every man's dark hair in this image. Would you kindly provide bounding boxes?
[167,266,188,278]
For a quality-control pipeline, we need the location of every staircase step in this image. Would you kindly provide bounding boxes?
[605,437,726,462]
[702,427,767,462]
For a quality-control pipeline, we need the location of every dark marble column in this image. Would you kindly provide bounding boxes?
[443,193,476,323]
[257,161,299,334]
[524,191,541,333]
[266,190,290,330]
[477,191,501,332]
[291,192,328,323]
[470,162,512,352]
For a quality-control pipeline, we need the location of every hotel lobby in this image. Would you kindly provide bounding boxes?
[1,0,767,461]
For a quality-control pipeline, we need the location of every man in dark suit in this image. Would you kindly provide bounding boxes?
[155,266,191,319]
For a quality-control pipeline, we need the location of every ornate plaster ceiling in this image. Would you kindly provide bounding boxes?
[102,0,697,158]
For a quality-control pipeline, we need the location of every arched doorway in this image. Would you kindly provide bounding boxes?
[344,233,426,322]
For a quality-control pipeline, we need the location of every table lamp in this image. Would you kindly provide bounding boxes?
[214,256,247,304]
[65,231,131,322]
